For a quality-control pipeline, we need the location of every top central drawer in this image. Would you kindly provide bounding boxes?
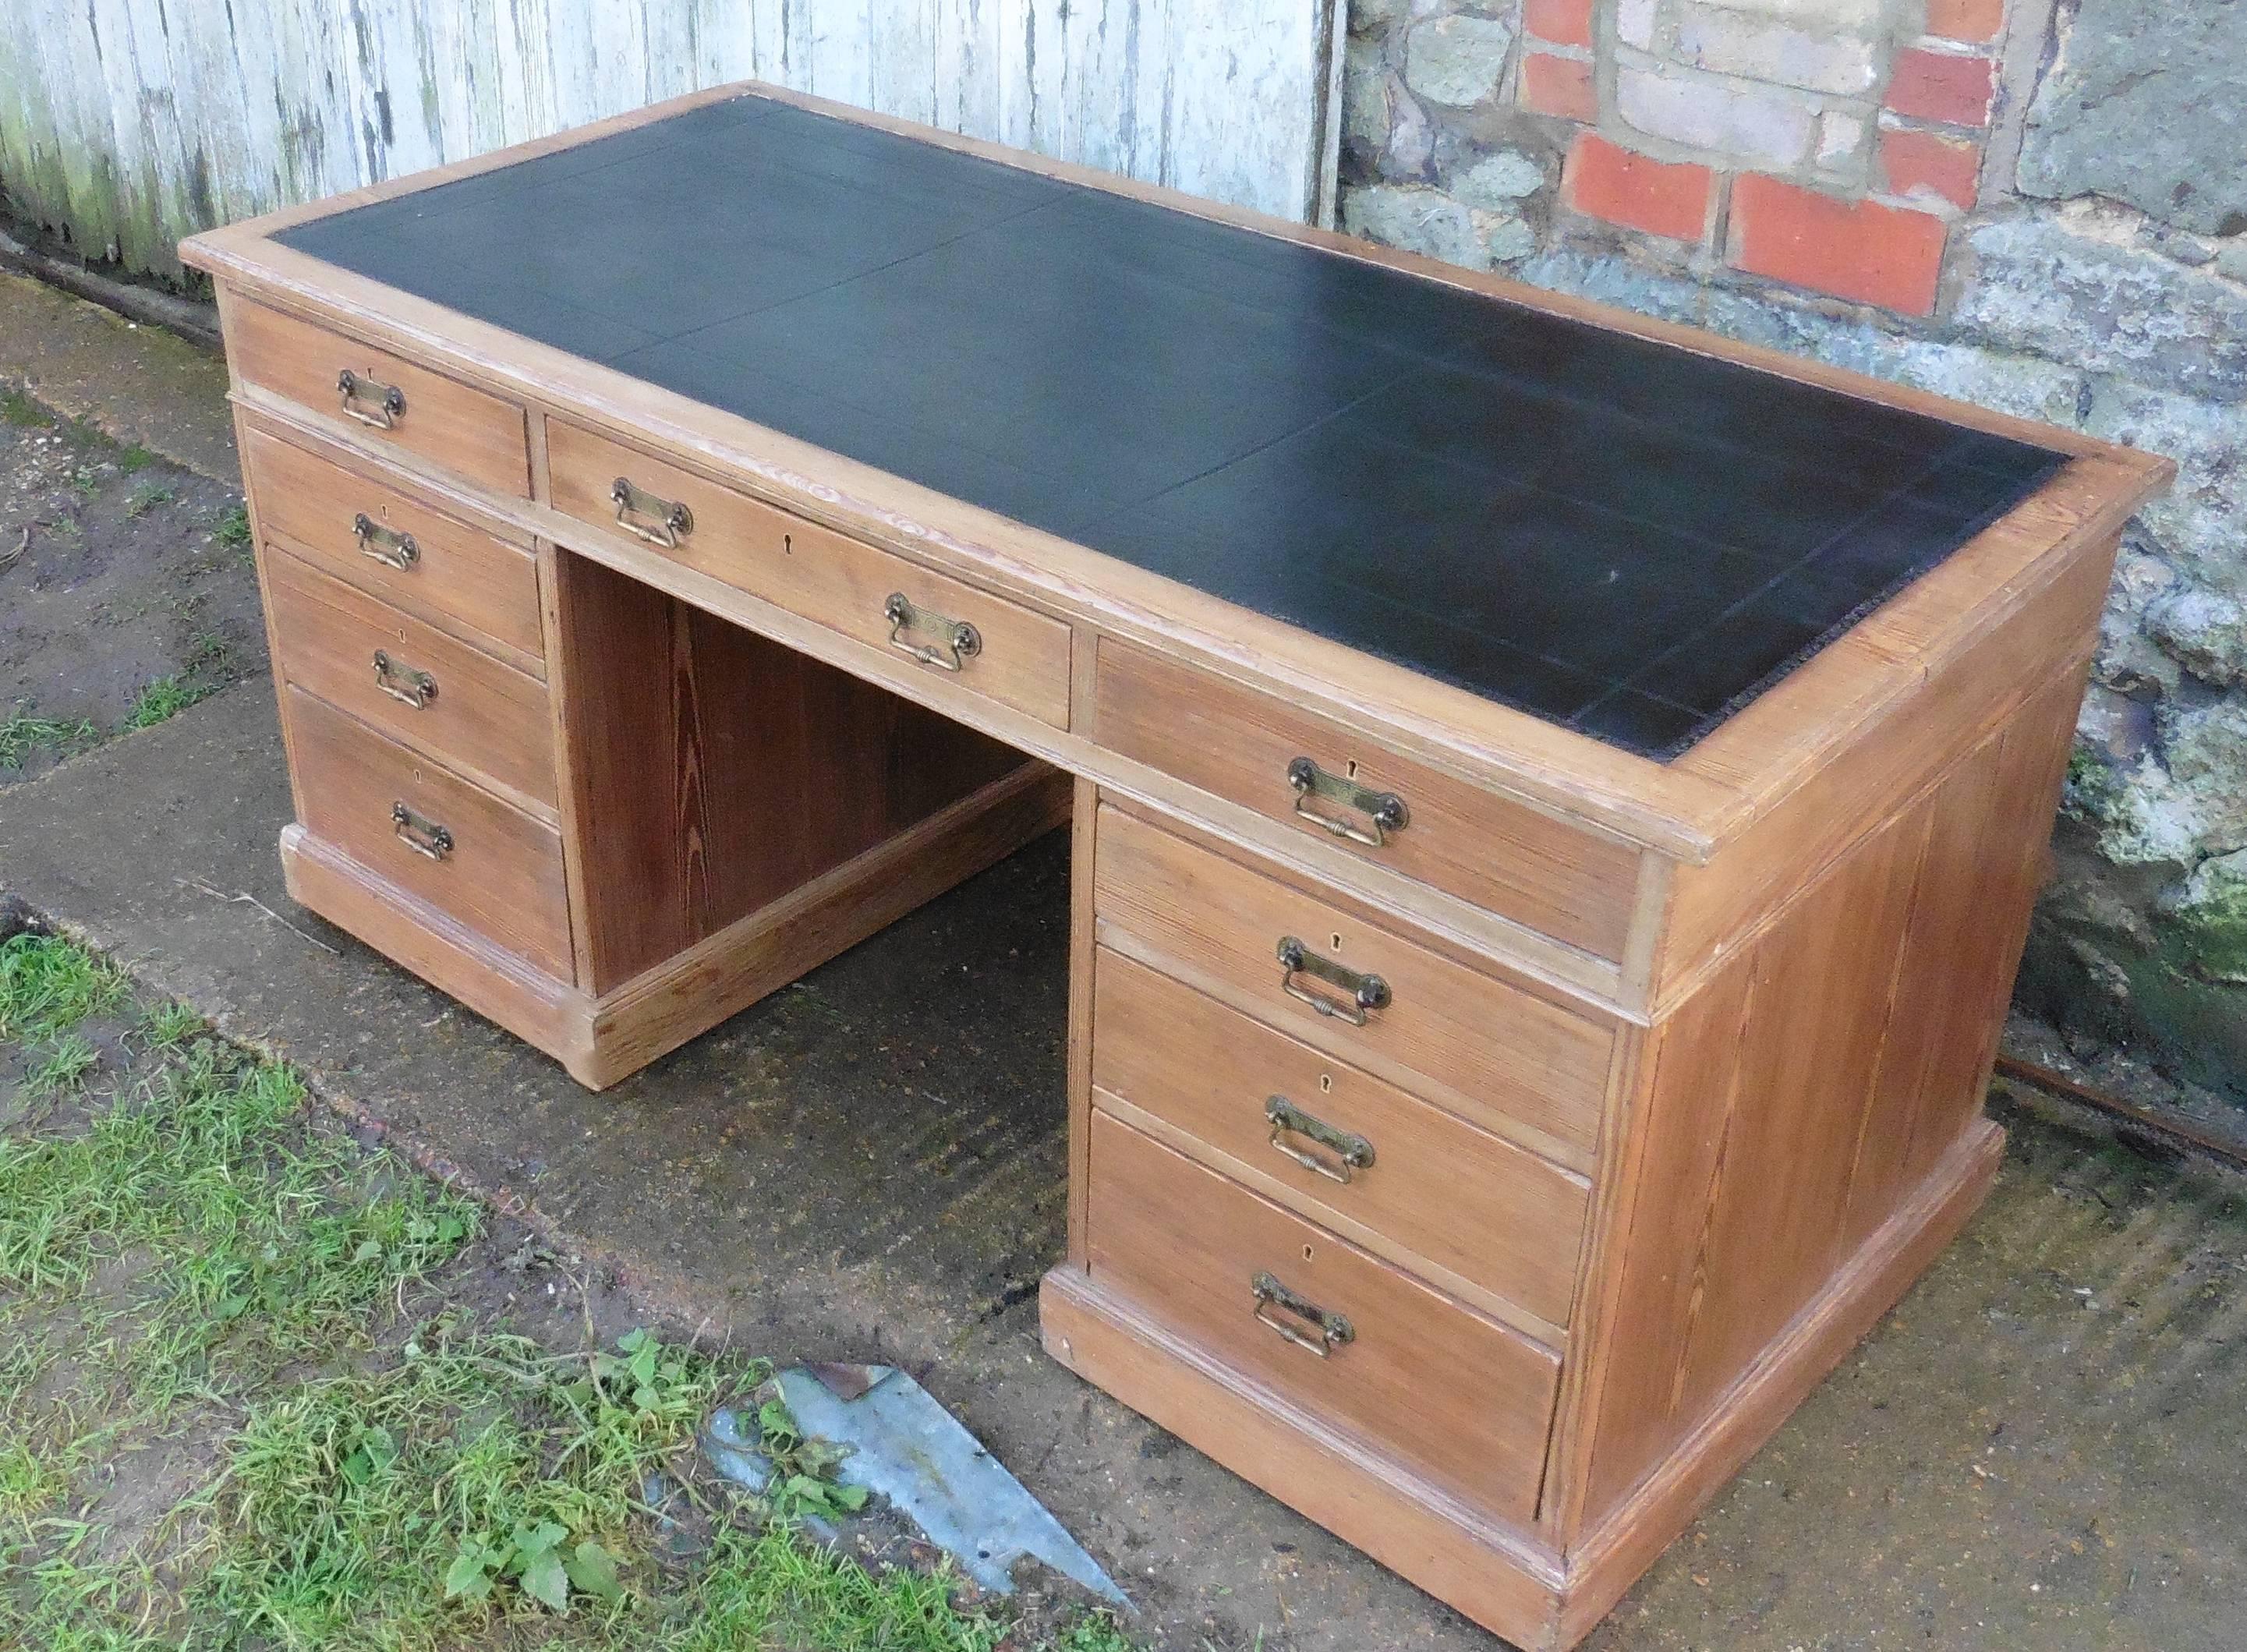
[545,419,1072,730]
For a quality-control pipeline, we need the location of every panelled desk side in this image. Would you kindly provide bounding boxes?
[182,80,2171,1652]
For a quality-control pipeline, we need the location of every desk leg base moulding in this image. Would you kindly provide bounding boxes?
[180,76,2174,1651]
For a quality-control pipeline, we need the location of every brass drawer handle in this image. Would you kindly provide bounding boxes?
[353,513,419,571]
[1287,757,1408,847]
[371,650,438,709]
[1251,1271,1354,1358]
[885,593,982,672]
[1276,936,1390,1026]
[1266,1095,1375,1184]
[390,801,454,861]
[610,476,693,547]
[337,368,406,430]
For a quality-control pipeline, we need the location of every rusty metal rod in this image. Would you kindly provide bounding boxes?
[1994,1052,2247,1175]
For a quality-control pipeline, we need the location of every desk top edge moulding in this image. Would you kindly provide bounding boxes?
[178,80,2172,865]
[182,79,2172,1652]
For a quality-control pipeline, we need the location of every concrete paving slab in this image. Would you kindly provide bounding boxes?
[0,271,236,481]
[2,680,2242,1650]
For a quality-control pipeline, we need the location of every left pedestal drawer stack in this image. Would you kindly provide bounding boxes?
[230,297,568,999]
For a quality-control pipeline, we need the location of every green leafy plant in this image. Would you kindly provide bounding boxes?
[123,483,175,518]
[443,1519,623,1614]
[755,1388,869,1521]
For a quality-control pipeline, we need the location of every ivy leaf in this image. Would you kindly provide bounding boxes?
[563,1539,624,1601]
[831,1481,869,1512]
[521,1548,572,1614]
[352,1240,383,1264]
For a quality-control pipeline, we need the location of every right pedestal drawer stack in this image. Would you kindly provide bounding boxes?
[1077,794,1617,1531]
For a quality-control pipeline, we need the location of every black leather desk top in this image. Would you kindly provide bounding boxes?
[279,93,2065,760]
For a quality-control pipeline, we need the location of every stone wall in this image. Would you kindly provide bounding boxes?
[1339,0,2246,1099]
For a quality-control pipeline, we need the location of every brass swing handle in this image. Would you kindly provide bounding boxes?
[1286,757,1408,847]
[611,476,694,548]
[1265,1095,1375,1185]
[372,650,438,709]
[337,369,406,430]
[353,513,419,571]
[1276,936,1390,1027]
[885,593,982,672]
[1251,1271,1354,1358]
[390,801,454,861]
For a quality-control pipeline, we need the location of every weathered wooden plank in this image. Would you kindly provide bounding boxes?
[0,0,1336,279]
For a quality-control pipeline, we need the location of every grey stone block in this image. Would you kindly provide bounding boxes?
[2017,0,2247,239]
[1957,218,2247,405]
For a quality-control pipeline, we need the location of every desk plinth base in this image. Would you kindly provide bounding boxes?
[1039,1117,2003,1652]
[279,762,1071,1088]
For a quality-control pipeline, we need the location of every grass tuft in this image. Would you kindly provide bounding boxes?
[122,483,174,518]
[0,710,100,771]
[121,675,213,730]
[211,504,252,550]
[24,1033,99,1096]
[0,933,128,1041]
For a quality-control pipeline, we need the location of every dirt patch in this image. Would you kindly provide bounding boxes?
[0,383,263,786]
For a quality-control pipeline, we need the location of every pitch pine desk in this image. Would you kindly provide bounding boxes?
[182,83,2168,1650]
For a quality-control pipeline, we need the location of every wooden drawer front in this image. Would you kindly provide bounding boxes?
[1092,949,1588,1330]
[243,424,544,666]
[267,552,558,811]
[1087,1112,1559,1524]
[227,299,531,497]
[1096,638,1640,960]
[1094,805,1612,1160]
[546,419,1071,728]
[285,687,571,979]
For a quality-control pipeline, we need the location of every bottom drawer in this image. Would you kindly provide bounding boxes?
[1085,1110,1559,1526]
[285,686,573,980]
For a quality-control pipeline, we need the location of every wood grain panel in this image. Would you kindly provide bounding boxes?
[226,296,531,497]
[1086,1112,1560,1526]
[1092,948,1589,1331]
[1669,805,1929,1428]
[265,550,557,811]
[547,417,1072,728]
[1092,804,1614,1156]
[1095,637,1641,959]
[1842,665,2084,1246]
[284,686,572,978]
[548,552,1029,992]
[242,422,544,666]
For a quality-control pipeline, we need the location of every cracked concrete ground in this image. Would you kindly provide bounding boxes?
[2,276,2243,1651]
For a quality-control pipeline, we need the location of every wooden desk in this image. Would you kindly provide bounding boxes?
[181,82,2169,1650]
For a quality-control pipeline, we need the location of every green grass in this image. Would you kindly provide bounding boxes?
[116,444,155,475]
[23,1032,99,1096]
[0,710,100,770]
[122,483,174,518]
[211,504,253,550]
[1,386,51,427]
[0,938,1144,1652]
[0,932,127,1041]
[121,674,214,730]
